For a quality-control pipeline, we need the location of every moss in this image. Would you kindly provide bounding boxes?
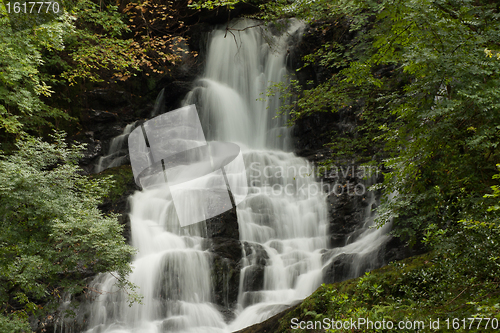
[270,252,500,333]
[89,165,135,202]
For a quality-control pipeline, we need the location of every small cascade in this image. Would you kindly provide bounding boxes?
[183,21,296,150]
[150,88,166,118]
[94,88,167,174]
[228,150,329,331]
[94,122,137,173]
[320,175,392,285]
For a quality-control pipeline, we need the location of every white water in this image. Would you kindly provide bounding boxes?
[84,19,389,333]
[95,122,138,173]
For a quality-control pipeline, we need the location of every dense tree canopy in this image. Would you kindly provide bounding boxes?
[0,133,136,331]
[255,0,500,253]
[0,8,73,135]
[0,0,195,142]
[0,1,157,330]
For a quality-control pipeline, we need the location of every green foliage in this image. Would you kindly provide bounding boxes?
[1,0,192,139]
[40,0,198,118]
[0,132,136,329]
[0,313,31,333]
[485,164,500,212]
[361,0,500,252]
[258,0,381,28]
[54,0,140,85]
[0,4,75,135]
[263,0,500,247]
[91,165,134,202]
[259,2,500,328]
[0,0,143,137]
[188,0,243,10]
[277,254,500,333]
[123,0,197,76]
[259,0,399,162]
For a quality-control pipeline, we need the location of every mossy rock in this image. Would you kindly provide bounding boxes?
[89,165,136,203]
[89,165,138,242]
[238,252,500,333]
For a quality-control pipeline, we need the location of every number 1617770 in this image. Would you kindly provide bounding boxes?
[6,2,60,14]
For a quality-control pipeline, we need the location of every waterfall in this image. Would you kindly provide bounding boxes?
[84,19,389,333]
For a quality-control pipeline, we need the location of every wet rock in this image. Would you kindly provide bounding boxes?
[242,242,269,266]
[210,245,241,311]
[241,265,266,293]
[238,242,270,299]
[381,235,425,264]
[95,165,139,243]
[206,207,239,240]
[327,189,366,247]
[78,132,102,170]
[86,109,120,123]
[322,253,363,284]
[215,305,238,324]
[293,112,340,156]
[210,237,242,262]
[330,233,346,248]
[233,303,300,333]
[163,80,195,108]
[345,228,368,245]
[205,208,243,314]
[79,109,125,143]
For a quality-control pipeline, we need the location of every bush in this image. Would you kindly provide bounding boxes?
[0,132,136,331]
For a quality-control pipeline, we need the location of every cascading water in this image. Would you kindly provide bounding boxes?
[95,122,138,173]
[84,19,390,333]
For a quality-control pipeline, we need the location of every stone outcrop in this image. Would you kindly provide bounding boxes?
[204,207,243,318]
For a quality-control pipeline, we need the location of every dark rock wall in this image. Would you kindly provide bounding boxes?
[204,208,242,318]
